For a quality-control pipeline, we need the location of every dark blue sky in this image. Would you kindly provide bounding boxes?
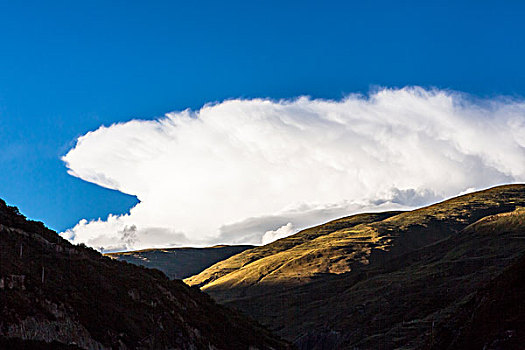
[1,0,524,231]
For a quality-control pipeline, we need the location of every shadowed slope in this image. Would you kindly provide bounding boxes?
[428,214,525,350]
[0,199,290,349]
[105,245,254,279]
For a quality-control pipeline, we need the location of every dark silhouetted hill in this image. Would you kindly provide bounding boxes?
[105,245,254,279]
[0,199,290,349]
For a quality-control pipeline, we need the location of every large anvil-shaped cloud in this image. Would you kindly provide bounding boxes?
[61,87,525,251]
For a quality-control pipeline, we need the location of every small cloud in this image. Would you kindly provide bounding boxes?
[458,187,477,196]
[262,223,295,244]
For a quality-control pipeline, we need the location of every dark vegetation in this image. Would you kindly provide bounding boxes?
[186,185,525,349]
[105,245,254,279]
[0,199,290,349]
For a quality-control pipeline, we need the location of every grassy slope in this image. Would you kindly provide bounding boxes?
[105,245,254,279]
[186,184,525,348]
[184,212,403,296]
[187,185,524,300]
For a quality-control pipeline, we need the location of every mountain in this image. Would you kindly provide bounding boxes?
[185,184,525,349]
[105,245,254,279]
[0,199,290,349]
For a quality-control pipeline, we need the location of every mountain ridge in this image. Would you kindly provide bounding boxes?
[187,185,524,300]
[105,245,254,279]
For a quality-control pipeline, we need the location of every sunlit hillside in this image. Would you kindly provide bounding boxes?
[186,185,525,348]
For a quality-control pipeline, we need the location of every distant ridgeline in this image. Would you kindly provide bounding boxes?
[185,184,525,349]
[0,199,289,349]
[105,245,254,280]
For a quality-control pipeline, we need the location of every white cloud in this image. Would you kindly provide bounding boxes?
[262,223,295,245]
[61,87,525,251]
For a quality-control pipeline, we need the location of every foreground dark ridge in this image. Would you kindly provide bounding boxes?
[185,184,525,349]
[0,200,290,349]
[105,245,254,279]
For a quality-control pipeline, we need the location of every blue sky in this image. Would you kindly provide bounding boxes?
[1,0,525,234]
